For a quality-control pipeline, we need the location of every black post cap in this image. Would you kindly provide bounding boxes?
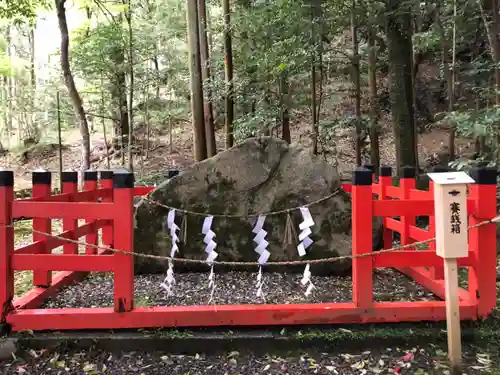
[61,171,78,183]
[99,171,114,180]
[32,170,52,185]
[471,167,497,185]
[352,167,372,186]
[380,165,392,177]
[166,169,180,179]
[431,165,451,173]
[0,170,14,187]
[113,172,135,188]
[84,170,98,181]
[363,164,375,174]
[400,165,416,179]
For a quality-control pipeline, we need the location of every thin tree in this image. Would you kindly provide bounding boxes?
[187,0,208,160]
[223,0,234,148]
[351,0,362,166]
[368,26,380,172]
[386,0,417,173]
[198,0,217,157]
[55,0,91,169]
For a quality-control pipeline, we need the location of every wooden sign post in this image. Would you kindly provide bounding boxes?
[427,171,475,375]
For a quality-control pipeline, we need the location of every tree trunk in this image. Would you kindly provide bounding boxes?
[280,74,291,144]
[222,0,234,148]
[198,0,217,156]
[125,0,134,171]
[386,0,417,173]
[310,1,318,155]
[368,27,380,173]
[351,0,362,166]
[187,0,207,160]
[153,54,160,98]
[478,0,500,104]
[6,25,13,145]
[55,0,91,170]
[28,27,37,140]
[435,1,456,160]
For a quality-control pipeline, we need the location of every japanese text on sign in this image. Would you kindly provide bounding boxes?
[450,202,461,234]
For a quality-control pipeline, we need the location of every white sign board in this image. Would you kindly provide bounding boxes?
[427,172,475,259]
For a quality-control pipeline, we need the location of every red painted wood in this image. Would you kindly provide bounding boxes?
[408,226,432,241]
[6,301,478,332]
[408,189,431,200]
[398,266,473,303]
[428,181,443,279]
[0,183,14,321]
[100,179,114,249]
[12,254,115,272]
[386,186,400,198]
[385,217,402,232]
[352,183,373,308]
[373,250,473,268]
[13,248,112,310]
[32,181,52,287]
[113,185,135,312]
[63,180,78,254]
[12,201,114,220]
[83,179,98,255]
[134,186,154,196]
[377,175,393,249]
[468,183,497,317]
[14,221,109,254]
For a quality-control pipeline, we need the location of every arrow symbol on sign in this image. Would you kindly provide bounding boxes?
[448,190,460,196]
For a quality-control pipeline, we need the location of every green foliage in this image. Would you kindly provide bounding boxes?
[0,0,51,23]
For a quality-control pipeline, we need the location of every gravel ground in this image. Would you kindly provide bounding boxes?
[1,344,497,374]
[42,268,438,308]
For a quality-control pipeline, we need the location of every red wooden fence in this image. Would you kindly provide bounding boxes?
[0,165,496,332]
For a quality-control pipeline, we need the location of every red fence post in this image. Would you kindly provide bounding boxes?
[0,170,14,323]
[84,171,98,255]
[428,166,449,280]
[399,166,416,249]
[468,167,497,317]
[32,170,52,287]
[113,171,135,312]
[100,171,114,249]
[352,167,373,309]
[379,166,393,249]
[62,171,78,254]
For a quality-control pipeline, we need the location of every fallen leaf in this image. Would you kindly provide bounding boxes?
[402,353,414,362]
[263,364,271,371]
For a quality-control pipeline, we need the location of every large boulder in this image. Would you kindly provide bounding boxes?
[134,137,383,276]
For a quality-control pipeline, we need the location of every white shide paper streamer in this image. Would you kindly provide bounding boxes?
[297,207,315,296]
[202,216,218,263]
[252,215,270,299]
[160,209,180,296]
[202,216,218,303]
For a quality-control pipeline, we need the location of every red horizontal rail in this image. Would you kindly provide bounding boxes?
[15,220,110,254]
[373,250,473,268]
[134,186,154,196]
[408,189,431,200]
[386,186,400,198]
[12,254,115,272]
[398,266,472,302]
[385,217,402,232]
[13,271,83,309]
[6,301,477,331]
[408,226,432,241]
[12,201,115,220]
[13,248,112,310]
[373,199,434,216]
